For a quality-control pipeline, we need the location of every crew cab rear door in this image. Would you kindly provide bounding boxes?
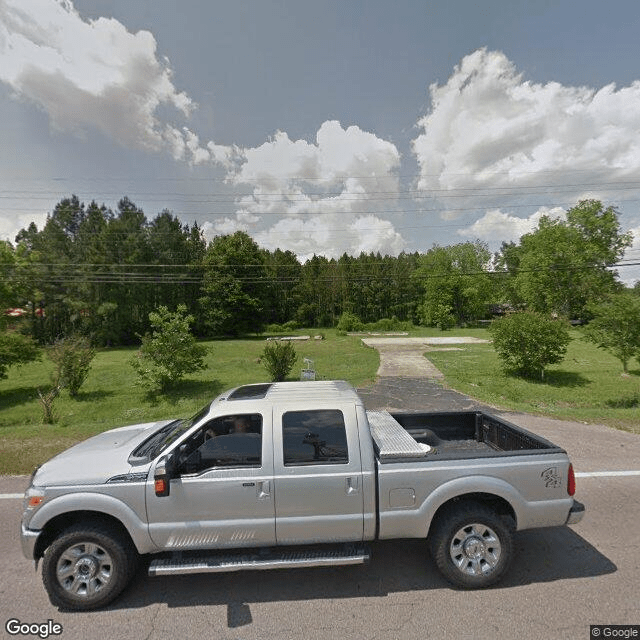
[272,403,365,544]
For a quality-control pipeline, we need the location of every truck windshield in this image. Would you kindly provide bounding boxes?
[129,404,211,462]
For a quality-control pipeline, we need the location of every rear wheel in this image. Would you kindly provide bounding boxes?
[430,503,514,589]
[42,523,137,610]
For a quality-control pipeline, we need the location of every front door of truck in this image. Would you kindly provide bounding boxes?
[272,404,365,544]
[146,412,275,550]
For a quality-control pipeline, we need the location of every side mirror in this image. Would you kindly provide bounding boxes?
[154,453,176,497]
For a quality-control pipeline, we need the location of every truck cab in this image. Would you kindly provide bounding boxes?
[144,380,375,550]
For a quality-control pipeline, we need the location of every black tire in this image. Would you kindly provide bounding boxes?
[42,523,137,611]
[429,503,514,589]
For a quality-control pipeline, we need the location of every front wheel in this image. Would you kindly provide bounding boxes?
[429,503,514,589]
[42,524,137,610]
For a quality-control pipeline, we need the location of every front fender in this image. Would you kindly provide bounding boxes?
[28,492,156,555]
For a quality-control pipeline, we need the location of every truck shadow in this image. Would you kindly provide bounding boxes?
[110,527,614,620]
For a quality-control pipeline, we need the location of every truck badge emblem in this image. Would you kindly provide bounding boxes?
[541,467,561,488]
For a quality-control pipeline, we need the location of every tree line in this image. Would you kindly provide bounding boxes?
[1,196,636,348]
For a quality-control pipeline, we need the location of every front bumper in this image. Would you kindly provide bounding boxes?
[20,522,41,561]
[566,499,585,525]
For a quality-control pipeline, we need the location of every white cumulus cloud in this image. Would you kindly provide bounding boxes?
[413,48,640,193]
[458,206,566,243]
[213,120,405,259]
[0,0,228,163]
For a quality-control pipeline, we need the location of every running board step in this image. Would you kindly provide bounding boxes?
[148,544,369,577]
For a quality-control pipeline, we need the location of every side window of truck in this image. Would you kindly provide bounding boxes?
[282,409,348,466]
[179,414,263,474]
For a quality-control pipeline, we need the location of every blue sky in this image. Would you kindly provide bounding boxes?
[1,0,640,281]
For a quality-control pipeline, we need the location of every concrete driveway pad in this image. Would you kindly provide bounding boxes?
[361,336,489,379]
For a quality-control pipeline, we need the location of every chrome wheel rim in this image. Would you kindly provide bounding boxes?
[449,523,502,577]
[56,541,114,597]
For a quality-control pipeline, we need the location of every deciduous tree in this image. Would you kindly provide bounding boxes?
[413,242,494,328]
[501,200,632,320]
[200,232,267,336]
[583,293,640,373]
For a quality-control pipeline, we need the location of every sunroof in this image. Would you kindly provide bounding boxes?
[227,383,272,400]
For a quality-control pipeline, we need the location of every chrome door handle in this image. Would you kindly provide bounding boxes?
[346,476,360,495]
[257,480,270,499]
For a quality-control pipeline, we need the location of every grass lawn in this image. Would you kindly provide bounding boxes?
[1,326,638,475]
[427,329,640,433]
[0,330,379,474]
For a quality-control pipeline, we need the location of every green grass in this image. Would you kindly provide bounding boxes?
[427,329,640,433]
[1,325,638,474]
[0,330,379,474]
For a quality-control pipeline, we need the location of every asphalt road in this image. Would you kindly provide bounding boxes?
[1,346,639,640]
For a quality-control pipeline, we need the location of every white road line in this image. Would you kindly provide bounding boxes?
[575,470,640,478]
[0,493,23,499]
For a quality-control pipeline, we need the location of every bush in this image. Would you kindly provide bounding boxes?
[0,331,40,379]
[336,312,364,333]
[364,317,414,332]
[265,320,300,334]
[131,305,208,392]
[261,340,298,382]
[418,298,456,330]
[489,312,571,380]
[37,384,61,424]
[47,335,95,397]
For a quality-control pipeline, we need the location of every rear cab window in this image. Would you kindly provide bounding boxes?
[282,409,349,466]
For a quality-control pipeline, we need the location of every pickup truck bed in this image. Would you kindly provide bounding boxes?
[367,410,560,462]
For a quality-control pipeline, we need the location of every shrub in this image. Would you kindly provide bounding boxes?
[0,331,40,379]
[489,311,571,380]
[131,305,208,392]
[37,384,61,424]
[265,320,300,334]
[336,312,364,333]
[261,340,298,382]
[47,335,95,397]
[365,317,414,332]
[417,297,456,330]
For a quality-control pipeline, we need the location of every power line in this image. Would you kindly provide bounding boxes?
[4,166,640,182]
[3,181,640,202]
[5,198,640,217]
[3,259,639,287]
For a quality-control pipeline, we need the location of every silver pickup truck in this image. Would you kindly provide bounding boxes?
[21,380,584,610]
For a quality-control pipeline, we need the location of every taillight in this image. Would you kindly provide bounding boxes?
[567,463,576,496]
